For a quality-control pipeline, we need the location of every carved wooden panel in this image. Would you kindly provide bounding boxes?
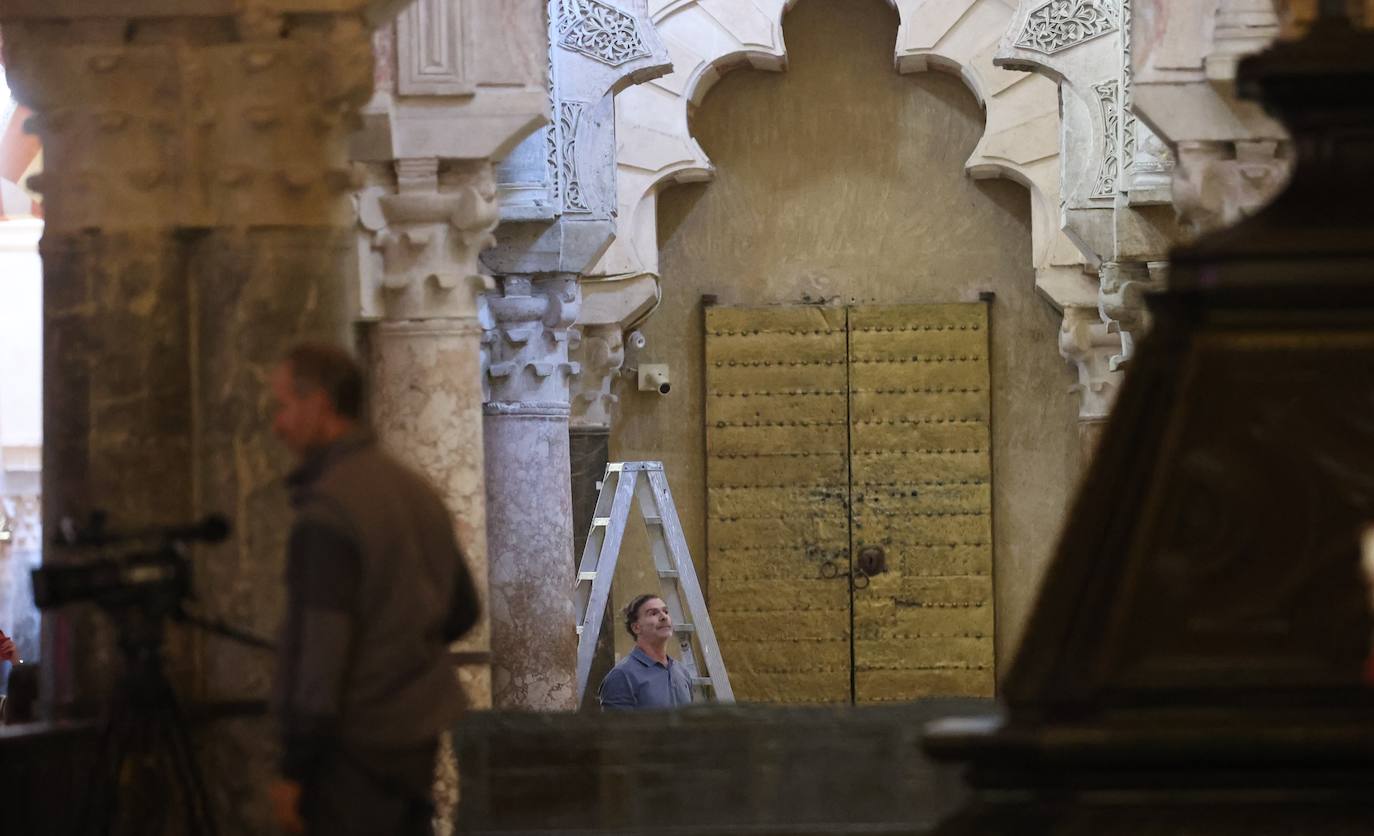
[848,303,995,702]
[705,305,851,704]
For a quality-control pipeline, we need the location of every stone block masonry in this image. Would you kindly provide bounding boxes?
[455,699,985,835]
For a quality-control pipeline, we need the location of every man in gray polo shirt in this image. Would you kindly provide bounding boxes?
[597,593,694,710]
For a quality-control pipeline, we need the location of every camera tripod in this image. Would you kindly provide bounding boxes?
[75,607,231,836]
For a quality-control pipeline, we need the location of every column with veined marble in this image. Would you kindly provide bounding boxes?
[352,0,549,714]
[479,0,669,711]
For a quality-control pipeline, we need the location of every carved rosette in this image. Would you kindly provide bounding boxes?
[569,325,625,429]
[358,158,500,320]
[1059,306,1125,422]
[1016,0,1120,55]
[555,0,652,66]
[483,275,583,412]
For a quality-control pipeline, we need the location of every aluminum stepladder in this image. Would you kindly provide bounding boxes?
[574,461,734,704]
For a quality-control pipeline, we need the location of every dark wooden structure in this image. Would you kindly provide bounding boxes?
[925,8,1374,834]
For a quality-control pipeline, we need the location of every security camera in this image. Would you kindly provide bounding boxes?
[638,364,671,395]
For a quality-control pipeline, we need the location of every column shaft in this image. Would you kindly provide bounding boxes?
[483,275,580,710]
[370,318,492,706]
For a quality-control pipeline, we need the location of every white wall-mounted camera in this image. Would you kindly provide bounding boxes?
[638,364,671,396]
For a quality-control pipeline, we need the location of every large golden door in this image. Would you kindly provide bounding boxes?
[705,302,994,704]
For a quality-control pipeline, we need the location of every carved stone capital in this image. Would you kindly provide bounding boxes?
[2,12,374,233]
[357,158,499,320]
[1060,305,1125,422]
[1172,139,1291,238]
[569,325,624,430]
[1098,260,1163,370]
[482,275,582,410]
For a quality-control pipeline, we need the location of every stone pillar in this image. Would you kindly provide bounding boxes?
[483,274,582,710]
[2,3,387,830]
[480,0,669,710]
[2,0,376,699]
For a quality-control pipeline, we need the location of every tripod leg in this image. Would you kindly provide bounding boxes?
[160,687,220,836]
[72,707,130,836]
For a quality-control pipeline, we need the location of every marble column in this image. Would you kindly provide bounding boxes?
[480,0,669,710]
[483,275,582,709]
[359,158,502,709]
[351,0,550,722]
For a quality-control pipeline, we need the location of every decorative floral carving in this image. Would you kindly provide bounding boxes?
[555,0,651,67]
[559,101,590,212]
[1092,80,1121,198]
[1016,0,1119,55]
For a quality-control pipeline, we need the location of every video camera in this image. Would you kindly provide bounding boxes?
[31,511,230,614]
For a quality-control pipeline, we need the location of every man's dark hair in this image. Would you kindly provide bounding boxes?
[284,342,366,421]
[623,593,663,639]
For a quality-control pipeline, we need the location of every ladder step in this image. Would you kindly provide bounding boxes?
[576,461,732,705]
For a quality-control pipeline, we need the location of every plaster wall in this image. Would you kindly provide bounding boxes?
[610,0,1083,677]
[0,220,42,461]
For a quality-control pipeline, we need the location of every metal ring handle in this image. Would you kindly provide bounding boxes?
[852,567,871,590]
[819,560,839,580]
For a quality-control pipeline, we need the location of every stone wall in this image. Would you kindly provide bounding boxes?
[456,699,985,834]
[610,0,1082,674]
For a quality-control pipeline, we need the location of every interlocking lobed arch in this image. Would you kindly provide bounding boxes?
[589,0,1093,308]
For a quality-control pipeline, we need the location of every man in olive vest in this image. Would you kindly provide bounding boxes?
[268,342,479,835]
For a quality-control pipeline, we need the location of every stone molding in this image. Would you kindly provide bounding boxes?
[486,0,670,277]
[999,0,1179,270]
[1131,0,1290,238]
[353,0,549,164]
[357,158,499,321]
[482,275,583,408]
[593,0,1096,309]
[1058,304,1124,422]
[2,12,373,233]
